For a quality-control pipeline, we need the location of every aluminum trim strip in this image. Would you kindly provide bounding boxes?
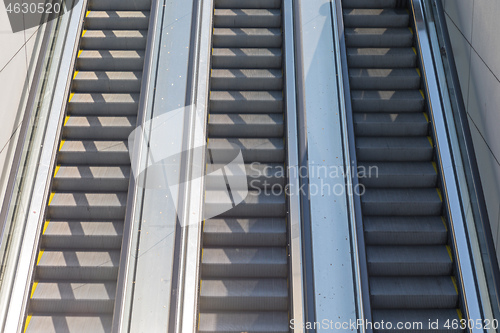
[283,0,305,331]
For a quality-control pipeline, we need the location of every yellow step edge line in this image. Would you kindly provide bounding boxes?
[431,161,437,173]
[416,68,421,77]
[412,47,417,55]
[441,216,448,231]
[420,89,425,99]
[42,220,50,235]
[24,314,32,333]
[73,70,79,80]
[78,49,83,58]
[54,165,61,177]
[451,276,459,294]
[409,27,413,34]
[69,92,75,102]
[59,140,66,151]
[36,250,44,266]
[446,245,454,262]
[457,309,463,320]
[63,115,70,126]
[86,10,91,17]
[427,136,433,147]
[423,112,429,122]
[30,281,39,299]
[436,188,443,202]
[81,29,87,37]
[48,192,55,205]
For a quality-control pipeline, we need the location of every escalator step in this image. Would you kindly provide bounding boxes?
[81,30,147,50]
[343,8,409,28]
[370,277,458,309]
[364,216,448,245]
[351,90,425,113]
[349,68,420,90]
[353,112,429,137]
[212,48,282,69]
[199,279,288,311]
[214,9,281,28]
[203,218,287,247]
[345,28,413,48]
[347,48,417,68]
[202,248,287,278]
[361,188,442,215]
[208,114,284,138]
[213,28,282,48]
[63,116,136,140]
[68,93,140,116]
[35,250,120,280]
[211,69,283,91]
[76,50,145,71]
[198,312,289,333]
[367,245,452,276]
[72,71,142,93]
[84,11,150,30]
[356,137,433,162]
[41,220,124,250]
[357,162,437,188]
[29,282,116,313]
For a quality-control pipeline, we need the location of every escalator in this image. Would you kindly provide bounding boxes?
[23,0,151,331]
[198,0,289,332]
[342,0,464,329]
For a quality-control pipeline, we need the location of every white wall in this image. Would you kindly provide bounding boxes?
[443,0,500,265]
[0,5,43,208]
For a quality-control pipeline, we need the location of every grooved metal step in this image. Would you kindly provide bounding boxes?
[208,114,284,138]
[345,28,413,48]
[211,69,283,90]
[68,93,140,115]
[349,68,420,90]
[81,30,147,50]
[347,48,417,68]
[203,218,287,247]
[370,277,458,309]
[63,116,136,140]
[199,279,288,311]
[72,71,142,93]
[212,48,282,69]
[85,11,150,30]
[214,9,281,28]
[213,28,282,48]
[210,91,283,113]
[76,50,145,71]
[343,8,409,28]
[30,282,116,313]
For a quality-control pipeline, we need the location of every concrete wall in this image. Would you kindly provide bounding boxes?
[0,5,43,208]
[443,0,500,264]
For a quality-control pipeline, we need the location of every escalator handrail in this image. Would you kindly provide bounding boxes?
[283,0,306,330]
[111,0,162,330]
[432,0,500,318]
[411,0,485,329]
[332,1,373,331]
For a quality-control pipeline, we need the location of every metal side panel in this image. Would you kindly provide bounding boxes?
[296,0,358,327]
